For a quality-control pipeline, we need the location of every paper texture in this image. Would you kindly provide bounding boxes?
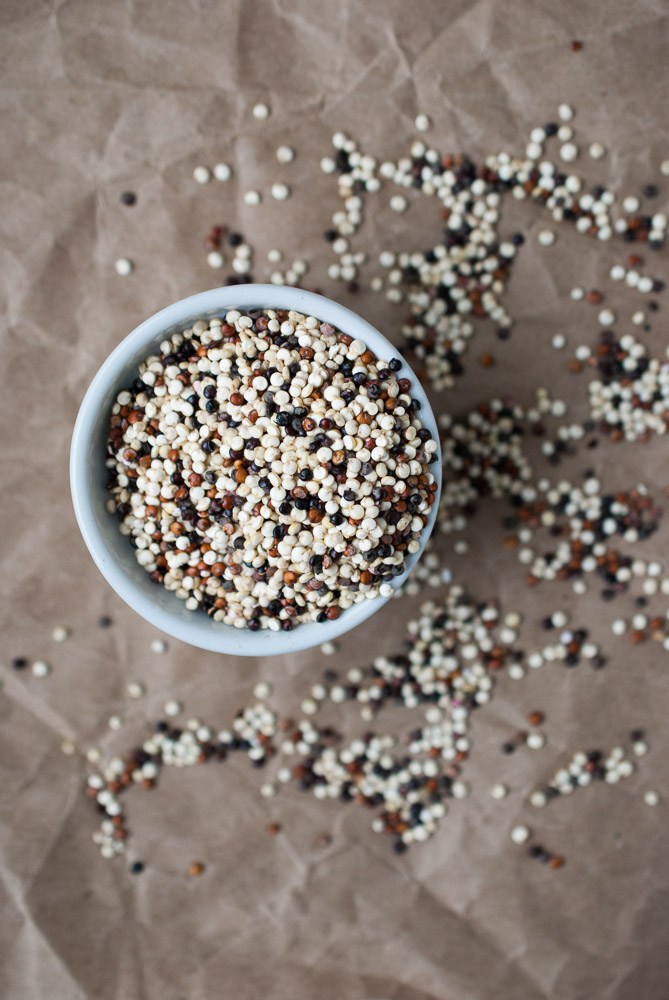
[1,1,668,998]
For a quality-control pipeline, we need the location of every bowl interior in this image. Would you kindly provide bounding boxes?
[70,286,442,656]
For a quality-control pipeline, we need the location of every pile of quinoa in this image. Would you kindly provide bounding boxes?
[67,102,667,869]
[106,308,438,629]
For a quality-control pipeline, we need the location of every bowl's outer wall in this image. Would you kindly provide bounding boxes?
[70,286,442,656]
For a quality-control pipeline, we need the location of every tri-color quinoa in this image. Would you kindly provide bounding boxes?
[106,309,438,629]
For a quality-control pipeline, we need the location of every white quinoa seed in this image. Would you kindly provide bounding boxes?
[213,162,232,181]
[276,145,295,163]
[559,142,578,163]
[193,165,212,184]
[271,182,290,201]
[114,258,134,276]
[252,102,270,120]
[390,194,408,213]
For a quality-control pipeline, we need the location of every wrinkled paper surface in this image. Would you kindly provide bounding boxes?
[1,1,669,998]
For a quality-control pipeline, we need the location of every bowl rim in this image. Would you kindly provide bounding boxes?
[70,285,442,656]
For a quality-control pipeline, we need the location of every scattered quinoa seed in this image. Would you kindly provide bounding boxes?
[213,162,232,182]
[270,182,290,201]
[193,165,212,185]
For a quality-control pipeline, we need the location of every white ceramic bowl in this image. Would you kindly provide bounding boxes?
[70,286,441,656]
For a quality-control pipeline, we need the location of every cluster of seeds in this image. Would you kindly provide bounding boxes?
[609,609,669,649]
[527,611,606,670]
[436,392,560,534]
[85,587,531,856]
[265,249,310,288]
[386,390,665,616]
[528,743,638,809]
[203,226,255,279]
[393,547,452,598]
[584,330,669,444]
[501,726,548,754]
[321,132,515,387]
[87,702,278,859]
[106,309,438,629]
[10,622,77,679]
[505,475,662,596]
[609,258,665,296]
[313,113,666,391]
[82,581,655,864]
